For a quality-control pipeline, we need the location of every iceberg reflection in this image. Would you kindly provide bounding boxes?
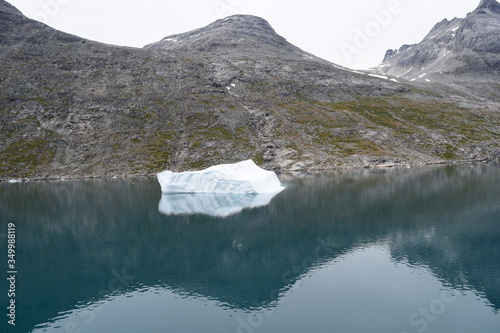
[159,192,281,217]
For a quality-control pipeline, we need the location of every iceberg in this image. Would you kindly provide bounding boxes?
[157,160,284,194]
[158,192,279,217]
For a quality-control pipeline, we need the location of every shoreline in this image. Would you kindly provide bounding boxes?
[0,158,495,184]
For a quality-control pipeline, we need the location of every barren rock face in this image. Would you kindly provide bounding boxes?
[380,0,500,81]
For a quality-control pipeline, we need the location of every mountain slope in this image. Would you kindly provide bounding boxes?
[380,0,500,81]
[0,1,499,180]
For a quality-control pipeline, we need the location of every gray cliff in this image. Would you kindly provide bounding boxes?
[380,0,500,81]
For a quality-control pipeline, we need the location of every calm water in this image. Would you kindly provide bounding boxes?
[1,164,499,333]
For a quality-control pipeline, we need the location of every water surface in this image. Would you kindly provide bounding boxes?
[0,164,499,333]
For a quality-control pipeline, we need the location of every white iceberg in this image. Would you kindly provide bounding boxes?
[157,160,284,194]
[158,192,279,217]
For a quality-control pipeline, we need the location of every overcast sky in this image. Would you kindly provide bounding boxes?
[7,0,479,68]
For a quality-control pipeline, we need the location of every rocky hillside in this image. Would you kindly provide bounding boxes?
[0,0,498,180]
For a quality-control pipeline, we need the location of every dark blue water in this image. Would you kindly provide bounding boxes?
[1,164,499,333]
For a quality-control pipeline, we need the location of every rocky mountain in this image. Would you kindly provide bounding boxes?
[379,0,500,82]
[0,0,498,180]
[145,15,304,57]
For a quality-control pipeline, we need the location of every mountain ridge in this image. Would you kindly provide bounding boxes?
[0,0,498,180]
[379,0,500,82]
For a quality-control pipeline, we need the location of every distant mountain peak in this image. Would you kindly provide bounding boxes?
[210,14,275,31]
[376,0,500,80]
[157,14,279,42]
[476,0,500,13]
[144,14,305,57]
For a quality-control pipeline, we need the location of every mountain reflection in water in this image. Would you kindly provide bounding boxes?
[0,164,498,333]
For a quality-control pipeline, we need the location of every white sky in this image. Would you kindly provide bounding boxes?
[6,0,479,68]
